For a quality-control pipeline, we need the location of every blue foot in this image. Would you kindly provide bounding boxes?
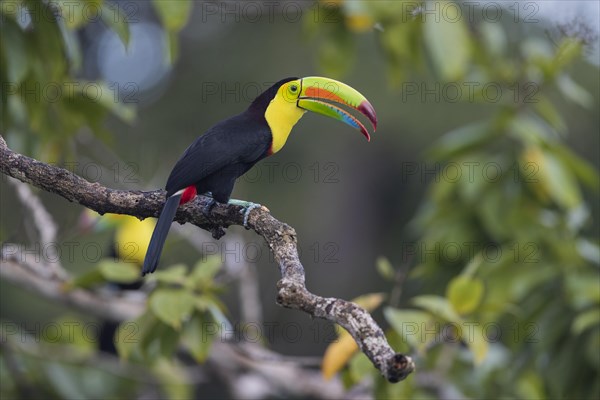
[228,199,262,228]
[202,198,217,218]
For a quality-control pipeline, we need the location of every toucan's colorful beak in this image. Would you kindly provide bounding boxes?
[296,76,377,141]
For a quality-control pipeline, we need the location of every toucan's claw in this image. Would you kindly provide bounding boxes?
[202,198,217,219]
[202,197,227,239]
[228,199,261,228]
[242,204,261,228]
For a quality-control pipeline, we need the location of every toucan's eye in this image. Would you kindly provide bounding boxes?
[290,85,298,93]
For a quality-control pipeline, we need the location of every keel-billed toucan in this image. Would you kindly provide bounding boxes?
[142,76,377,275]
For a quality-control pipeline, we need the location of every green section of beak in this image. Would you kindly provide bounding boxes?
[297,76,377,141]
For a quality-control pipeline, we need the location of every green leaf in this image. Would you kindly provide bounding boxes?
[521,37,553,61]
[384,308,433,352]
[585,330,600,369]
[516,370,546,400]
[153,359,193,400]
[557,74,594,109]
[411,295,462,323]
[149,288,195,330]
[428,122,491,161]
[43,364,87,399]
[378,22,415,86]
[94,82,136,123]
[348,352,373,383]
[461,253,484,277]
[149,264,188,285]
[510,265,558,302]
[42,316,95,355]
[181,312,216,363]
[509,114,551,145]
[576,239,600,266]
[162,31,179,65]
[56,15,82,70]
[423,7,471,81]
[1,19,29,84]
[63,267,105,290]
[98,259,140,283]
[191,256,222,288]
[566,273,600,310]
[25,0,66,82]
[480,22,506,56]
[550,144,599,192]
[464,323,488,365]
[553,37,583,70]
[319,34,355,78]
[533,96,566,134]
[115,313,157,361]
[540,149,582,209]
[141,320,180,361]
[478,186,512,240]
[100,2,130,46]
[446,276,485,315]
[152,0,192,32]
[56,0,103,30]
[572,309,600,335]
[376,256,395,280]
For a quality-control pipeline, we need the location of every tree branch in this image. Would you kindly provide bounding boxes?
[7,176,67,279]
[0,256,144,322]
[0,136,414,383]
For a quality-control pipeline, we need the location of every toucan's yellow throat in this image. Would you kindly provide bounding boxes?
[265,80,306,154]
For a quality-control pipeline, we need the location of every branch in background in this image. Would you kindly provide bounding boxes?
[0,136,414,383]
[0,257,144,322]
[6,176,67,280]
[1,255,349,398]
[210,342,346,399]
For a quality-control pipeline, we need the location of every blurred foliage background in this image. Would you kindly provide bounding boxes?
[1,0,599,399]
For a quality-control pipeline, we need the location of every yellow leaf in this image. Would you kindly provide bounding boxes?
[353,292,386,311]
[345,14,373,33]
[321,331,358,380]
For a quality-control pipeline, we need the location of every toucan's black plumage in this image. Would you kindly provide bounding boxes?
[165,77,297,200]
[142,76,377,275]
[143,78,297,275]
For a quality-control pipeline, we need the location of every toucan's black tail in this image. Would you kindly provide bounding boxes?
[142,194,181,275]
